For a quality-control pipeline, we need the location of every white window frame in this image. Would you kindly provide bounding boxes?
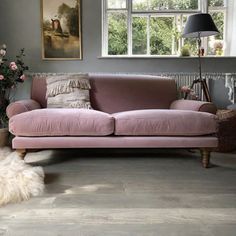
[102,0,227,57]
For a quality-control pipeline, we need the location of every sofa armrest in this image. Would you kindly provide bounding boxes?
[7,99,42,119]
[170,100,217,114]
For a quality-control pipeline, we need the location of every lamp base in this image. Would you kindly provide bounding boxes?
[184,78,211,102]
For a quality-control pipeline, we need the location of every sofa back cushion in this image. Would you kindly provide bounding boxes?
[89,74,177,113]
[31,74,177,113]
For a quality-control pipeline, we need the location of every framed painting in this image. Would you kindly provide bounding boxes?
[41,0,82,60]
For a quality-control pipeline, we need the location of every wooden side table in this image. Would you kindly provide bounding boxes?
[216,109,236,152]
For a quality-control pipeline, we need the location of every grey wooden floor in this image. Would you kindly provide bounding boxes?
[0,149,236,236]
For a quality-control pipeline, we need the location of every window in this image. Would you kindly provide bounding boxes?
[102,0,228,57]
[207,0,226,56]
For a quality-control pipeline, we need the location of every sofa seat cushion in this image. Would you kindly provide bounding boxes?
[113,109,217,136]
[9,109,114,137]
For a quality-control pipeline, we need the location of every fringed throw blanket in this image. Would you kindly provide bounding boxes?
[46,74,92,109]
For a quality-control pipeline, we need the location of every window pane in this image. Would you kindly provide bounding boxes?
[132,0,149,10]
[107,0,126,9]
[169,0,198,10]
[150,17,174,55]
[132,17,147,54]
[151,0,198,10]
[183,38,198,55]
[208,12,224,56]
[108,12,128,55]
[172,15,182,55]
[208,0,225,7]
[132,0,198,11]
[182,15,198,56]
[211,12,224,40]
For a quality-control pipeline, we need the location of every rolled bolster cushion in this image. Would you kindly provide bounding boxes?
[6,99,41,118]
[170,100,217,114]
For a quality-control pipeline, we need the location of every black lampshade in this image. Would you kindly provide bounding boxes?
[182,13,219,38]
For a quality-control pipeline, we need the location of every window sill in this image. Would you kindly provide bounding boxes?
[98,55,236,59]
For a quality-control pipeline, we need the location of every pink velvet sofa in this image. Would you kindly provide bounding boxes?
[7,74,218,167]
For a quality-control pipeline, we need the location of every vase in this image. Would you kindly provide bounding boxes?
[0,128,9,147]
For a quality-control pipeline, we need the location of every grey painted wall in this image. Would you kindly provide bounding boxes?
[0,0,235,108]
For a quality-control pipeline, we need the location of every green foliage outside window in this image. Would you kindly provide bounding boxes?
[106,0,225,56]
[211,12,224,40]
[108,12,128,55]
[150,17,173,55]
[133,0,198,10]
[208,0,224,7]
[132,17,147,54]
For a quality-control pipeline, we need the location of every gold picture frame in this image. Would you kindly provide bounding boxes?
[41,0,82,60]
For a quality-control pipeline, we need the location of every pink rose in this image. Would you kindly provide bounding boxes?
[0,75,4,80]
[9,62,18,71]
[180,85,191,93]
[20,74,26,81]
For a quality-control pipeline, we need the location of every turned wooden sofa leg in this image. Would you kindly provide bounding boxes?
[200,148,212,168]
[16,149,27,160]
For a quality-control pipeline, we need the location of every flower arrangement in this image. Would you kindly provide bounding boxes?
[0,44,29,128]
[213,40,223,56]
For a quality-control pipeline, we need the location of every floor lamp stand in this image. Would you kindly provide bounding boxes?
[184,34,211,102]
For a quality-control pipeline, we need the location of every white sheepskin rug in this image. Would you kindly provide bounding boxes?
[0,147,45,207]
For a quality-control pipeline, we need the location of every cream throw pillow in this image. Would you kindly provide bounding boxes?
[46,74,92,109]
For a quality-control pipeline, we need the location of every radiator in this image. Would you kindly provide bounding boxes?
[156,73,236,103]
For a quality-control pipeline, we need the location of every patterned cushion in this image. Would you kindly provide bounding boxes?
[46,74,92,109]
